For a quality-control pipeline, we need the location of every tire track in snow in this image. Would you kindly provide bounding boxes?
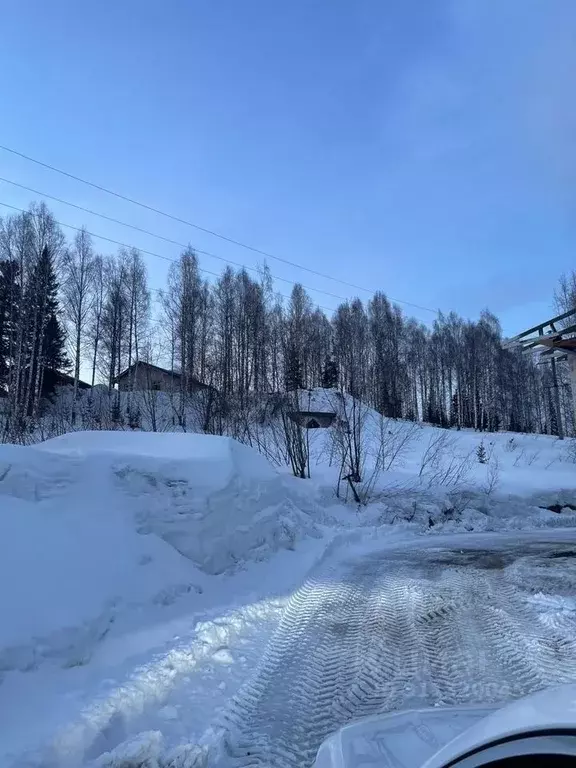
[221,564,368,767]
[216,542,576,768]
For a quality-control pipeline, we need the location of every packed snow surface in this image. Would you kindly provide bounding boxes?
[0,432,318,668]
[2,422,576,767]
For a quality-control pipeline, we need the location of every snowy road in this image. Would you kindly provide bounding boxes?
[10,535,576,767]
[216,538,576,768]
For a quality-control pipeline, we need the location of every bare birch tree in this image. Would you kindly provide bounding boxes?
[61,227,95,414]
[88,254,105,387]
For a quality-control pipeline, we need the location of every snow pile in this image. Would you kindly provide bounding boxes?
[36,431,319,575]
[0,454,195,675]
[0,432,318,674]
[349,487,576,535]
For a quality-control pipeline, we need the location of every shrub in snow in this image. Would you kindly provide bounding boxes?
[476,441,488,464]
[417,432,473,489]
[565,439,576,464]
[483,455,501,496]
[279,400,309,479]
[327,392,375,503]
[525,448,541,466]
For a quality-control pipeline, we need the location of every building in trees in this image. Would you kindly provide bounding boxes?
[505,308,576,438]
[288,409,337,429]
[41,368,91,400]
[114,361,210,394]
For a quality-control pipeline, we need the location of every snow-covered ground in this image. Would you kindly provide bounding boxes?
[0,431,323,766]
[215,532,576,768]
[2,416,576,767]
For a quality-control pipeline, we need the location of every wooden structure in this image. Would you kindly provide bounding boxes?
[114,362,209,394]
[42,368,91,399]
[505,308,576,438]
[288,410,337,429]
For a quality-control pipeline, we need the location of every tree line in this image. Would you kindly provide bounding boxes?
[0,201,570,440]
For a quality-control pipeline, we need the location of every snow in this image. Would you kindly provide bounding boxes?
[2,411,576,767]
[36,430,277,482]
[0,550,320,766]
[319,421,576,498]
[0,456,193,658]
[0,432,319,685]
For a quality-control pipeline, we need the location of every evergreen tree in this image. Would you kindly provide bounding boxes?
[43,311,69,371]
[321,357,339,388]
[476,441,488,464]
[285,343,303,392]
[22,246,70,414]
[35,245,69,373]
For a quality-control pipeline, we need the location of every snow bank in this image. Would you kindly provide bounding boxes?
[36,432,318,576]
[37,430,277,482]
[65,432,319,575]
[0,432,318,674]
[0,456,196,673]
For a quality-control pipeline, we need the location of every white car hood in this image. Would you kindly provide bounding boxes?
[314,684,576,768]
[422,683,576,768]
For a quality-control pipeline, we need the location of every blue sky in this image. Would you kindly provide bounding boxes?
[1,0,576,336]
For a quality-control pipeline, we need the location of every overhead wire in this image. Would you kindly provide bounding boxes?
[0,176,349,303]
[0,142,439,316]
[0,186,517,337]
[0,201,338,314]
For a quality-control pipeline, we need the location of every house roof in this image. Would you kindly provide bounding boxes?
[113,361,209,389]
[115,361,181,381]
[42,368,91,391]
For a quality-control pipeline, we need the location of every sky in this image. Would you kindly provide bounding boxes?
[1,0,576,337]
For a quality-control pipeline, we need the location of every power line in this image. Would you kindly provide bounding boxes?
[0,199,517,337]
[0,201,338,314]
[0,143,439,316]
[0,176,349,303]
